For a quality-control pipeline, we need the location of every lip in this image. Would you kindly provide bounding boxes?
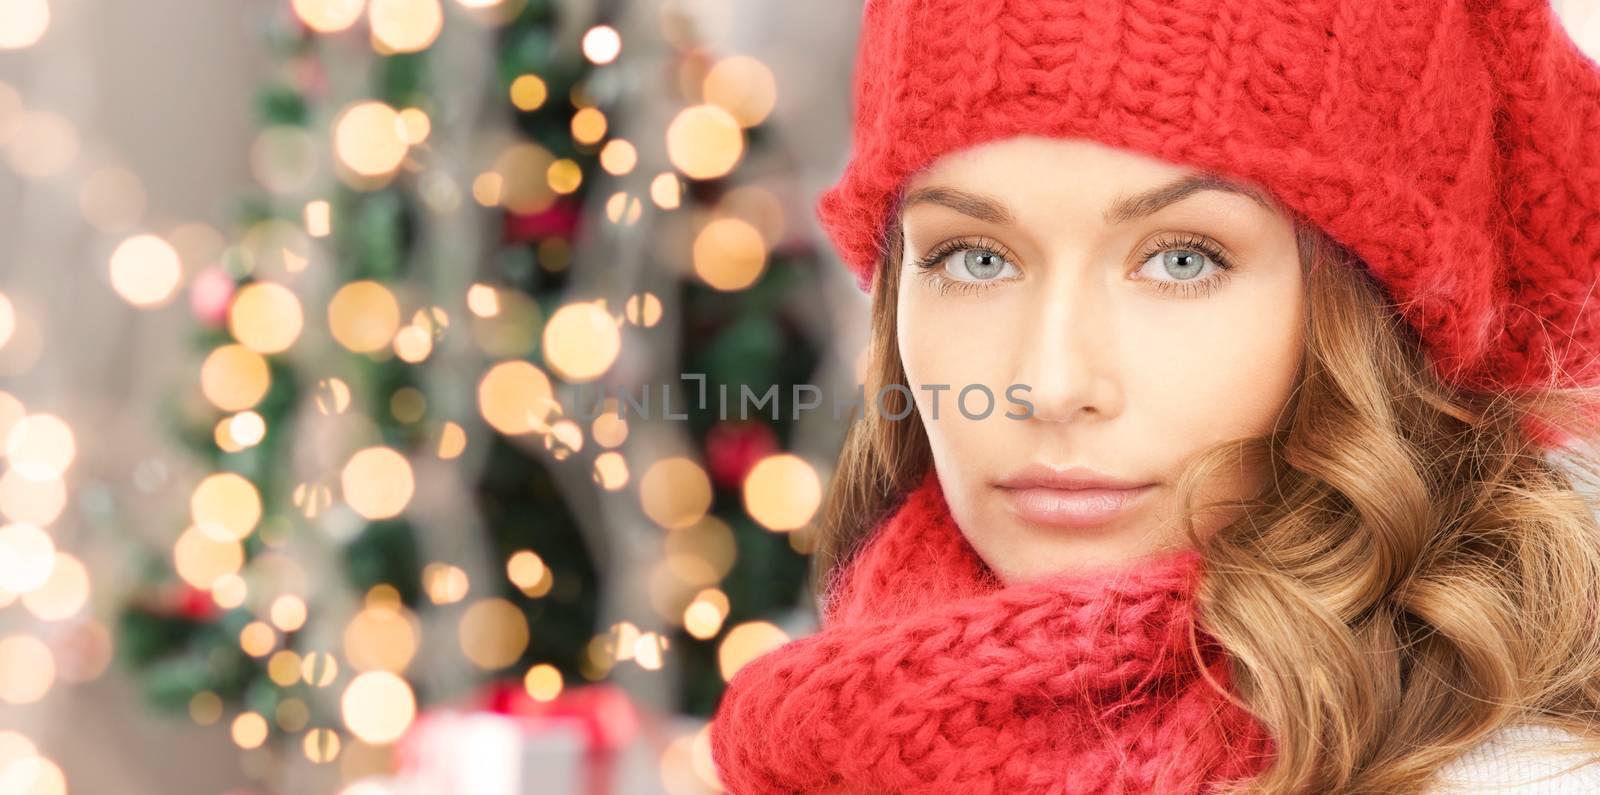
[993,464,1156,529]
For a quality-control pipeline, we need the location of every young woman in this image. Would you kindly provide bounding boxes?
[712,0,1600,792]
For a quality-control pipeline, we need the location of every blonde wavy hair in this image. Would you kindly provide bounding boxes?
[813,214,1600,793]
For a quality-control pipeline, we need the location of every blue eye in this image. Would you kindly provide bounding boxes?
[1133,233,1237,298]
[910,236,1021,295]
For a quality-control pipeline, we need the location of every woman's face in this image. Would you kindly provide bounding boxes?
[896,135,1305,582]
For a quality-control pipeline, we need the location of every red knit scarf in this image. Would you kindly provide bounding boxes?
[710,469,1276,794]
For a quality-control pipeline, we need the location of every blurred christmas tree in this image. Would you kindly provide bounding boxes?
[114,0,833,788]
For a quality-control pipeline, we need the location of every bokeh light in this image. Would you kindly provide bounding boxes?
[639,457,712,530]
[229,281,304,354]
[340,446,415,519]
[742,454,822,531]
[341,671,416,744]
[109,234,183,308]
[666,104,743,180]
[717,621,789,682]
[542,301,620,382]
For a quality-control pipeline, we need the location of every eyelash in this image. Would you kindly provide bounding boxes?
[910,232,1237,298]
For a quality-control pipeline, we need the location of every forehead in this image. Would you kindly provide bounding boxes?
[899,135,1280,229]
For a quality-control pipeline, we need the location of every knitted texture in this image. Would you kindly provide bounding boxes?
[709,470,1276,794]
[815,0,1600,393]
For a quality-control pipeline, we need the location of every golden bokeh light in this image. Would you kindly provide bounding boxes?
[240,621,277,657]
[466,283,499,317]
[422,562,469,604]
[343,603,418,673]
[0,0,49,49]
[523,663,563,702]
[623,292,661,327]
[0,634,54,704]
[666,104,743,180]
[268,650,303,686]
[200,344,271,411]
[591,405,628,448]
[542,301,620,382]
[592,451,628,491]
[271,595,308,632]
[109,234,182,308]
[329,280,401,353]
[547,158,582,194]
[650,172,681,210]
[604,191,642,225]
[0,756,66,795]
[334,101,408,177]
[302,651,339,687]
[703,56,778,128]
[191,472,262,542]
[437,421,466,459]
[684,589,729,640]
[397,107,430,144]
[173,525,245,590]
[505,549,545,594]
[340,446,414,520]
[570,107,606,145]
[509,74,547,111]
[316,377,353,415]
[20,552,88,621]
[369,0,442,53]
[305,727,342,764]
[0,523,54,593]
[581,25,621,64]
[392,324,432,363]
[232,712,269,749]
[477,360,557,435]
[718,621,789,682]
[742,454,822,531]
[305,199,332,237]
[341,671,416,744]
[544,417,583,459]
[229,281,304,354]
[292,0,365,33]
[4,413,75,481]
[692,217,766,291]
[458,597,529,670]
[227,411,267,448]
[639,457,712,530]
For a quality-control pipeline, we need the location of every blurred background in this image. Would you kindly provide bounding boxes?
[0,2,1596,794]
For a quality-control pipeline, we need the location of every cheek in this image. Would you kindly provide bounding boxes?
[1129,287,1304,441]
[898,289,1025,468]
[897,290,1022,414]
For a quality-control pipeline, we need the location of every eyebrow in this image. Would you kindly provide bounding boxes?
[901,172,1276,227]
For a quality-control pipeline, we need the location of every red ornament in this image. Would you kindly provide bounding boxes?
[502,200,581,245]
[704,420,779,490]
[173,582,220,622]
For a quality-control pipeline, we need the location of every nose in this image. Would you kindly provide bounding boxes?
[1009,269,1121,424]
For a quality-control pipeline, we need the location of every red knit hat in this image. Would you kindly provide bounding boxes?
[816,0,1600,393]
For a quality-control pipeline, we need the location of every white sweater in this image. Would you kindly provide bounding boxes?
[1430,723,1600,793]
